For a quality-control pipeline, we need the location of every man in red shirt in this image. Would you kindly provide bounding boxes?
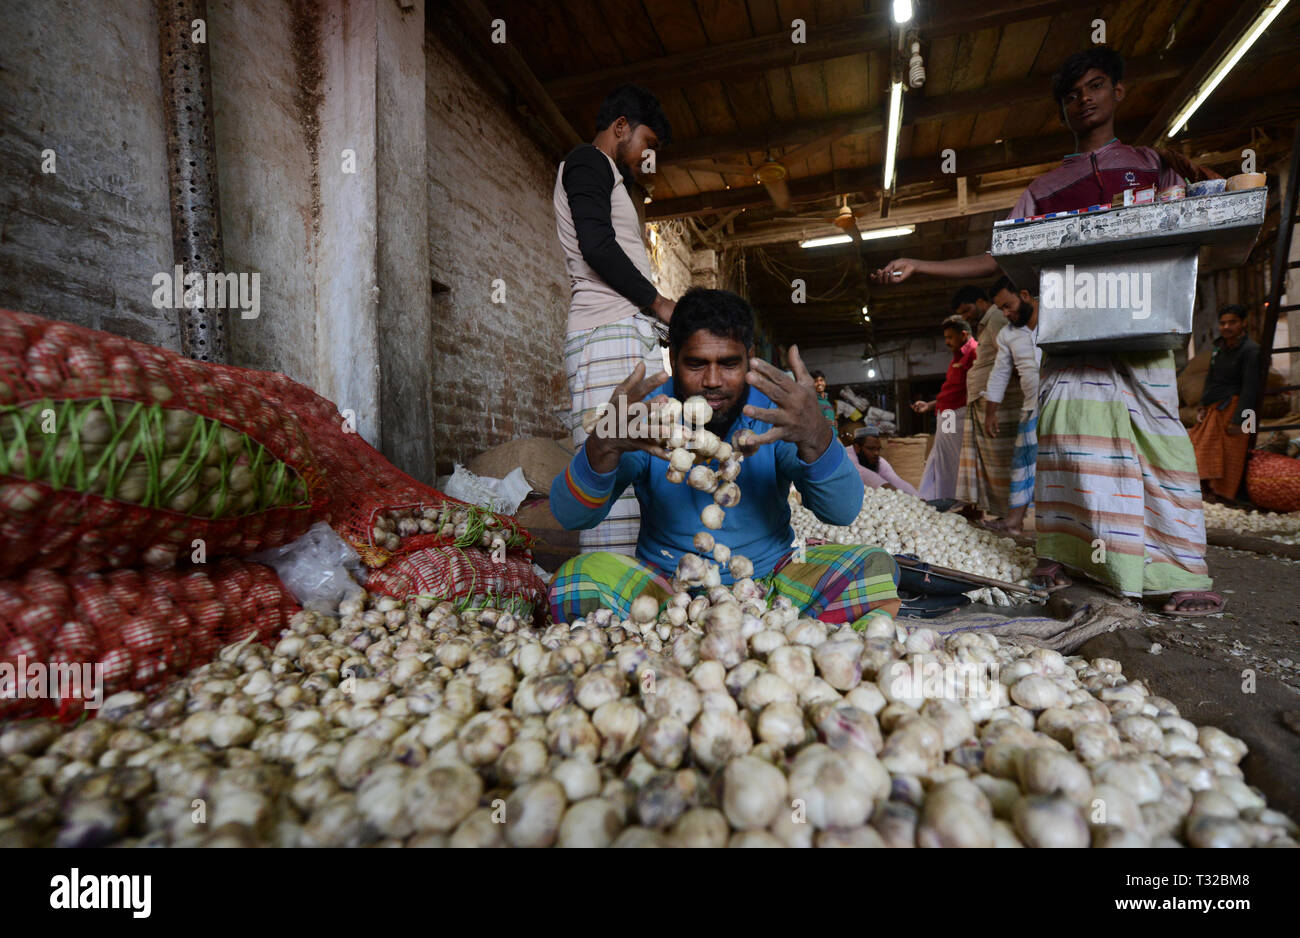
[912,314,977,499]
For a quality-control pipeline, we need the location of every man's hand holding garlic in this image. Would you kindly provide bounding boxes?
[741,346,835,465]
[582,361,673,474]
[549,288,901,631]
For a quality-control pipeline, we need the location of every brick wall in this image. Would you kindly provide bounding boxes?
[426,27,569,476]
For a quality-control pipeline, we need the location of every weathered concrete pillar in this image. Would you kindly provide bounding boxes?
[376,0,434,481]
[310,0,434,481]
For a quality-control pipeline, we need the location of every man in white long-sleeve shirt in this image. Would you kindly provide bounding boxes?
[981,277,1041,536]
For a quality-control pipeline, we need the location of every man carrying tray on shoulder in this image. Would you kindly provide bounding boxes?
[871,47,1224,616]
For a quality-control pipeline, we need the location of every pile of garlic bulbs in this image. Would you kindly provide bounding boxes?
[2,402,1293,849]
[1,582,1294,848]
[1203,502,1300,546]
[789,487,1037,605]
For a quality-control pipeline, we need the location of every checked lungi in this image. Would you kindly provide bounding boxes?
[565,314,665,556]
[548,543,900,630]
[957,398,1021,516]
[1009,410,1038,512]
[1034,350,1212,598]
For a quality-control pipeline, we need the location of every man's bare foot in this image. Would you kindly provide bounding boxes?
[977,518,1023,537]
[1160,590,1225,615]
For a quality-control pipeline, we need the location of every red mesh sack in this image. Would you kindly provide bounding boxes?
[0,558,300,720]
[252,378,533,567]
[0,310,325,576]
[366,546,548,621]
[1246,450,1300,513]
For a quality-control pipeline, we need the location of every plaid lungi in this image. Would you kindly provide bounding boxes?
[565,314,665,556]
[548,543,900,631]
[1009,410,1038,511]
[956,398,1020,516]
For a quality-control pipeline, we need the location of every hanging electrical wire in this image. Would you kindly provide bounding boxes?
[751,246,857,301]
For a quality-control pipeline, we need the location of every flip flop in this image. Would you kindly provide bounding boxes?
[1029,561,1071,593]
[1160,590,1226,617]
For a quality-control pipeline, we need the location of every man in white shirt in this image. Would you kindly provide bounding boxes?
[981,277,1041,536]
[554,85,676,555]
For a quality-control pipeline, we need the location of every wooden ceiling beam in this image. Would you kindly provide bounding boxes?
[659,29,1300,165]
[661,48,1206,164]
[444,0,582,151]
[543,1,1079,105]
[649,122,1142,220]
[648,87,1300,227]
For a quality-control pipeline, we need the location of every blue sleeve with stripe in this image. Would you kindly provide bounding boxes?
[548,444,647,530]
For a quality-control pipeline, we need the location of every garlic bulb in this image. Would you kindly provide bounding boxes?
[787,745,875,829]
[557,798,623,848]
[713,482,741,508]
[701,504,724,529]
[688,464,718,492]
[668,807,729,848]
[682,396,712,428]
[689,709,753,772]
[722,756,787,830]
[1012,792,1089,848]
[504,779,567,848]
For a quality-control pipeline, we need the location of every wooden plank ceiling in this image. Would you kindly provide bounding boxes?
[440,0,1300,348]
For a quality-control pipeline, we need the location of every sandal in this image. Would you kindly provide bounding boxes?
[1029,561,1072,593]
[1160,590,1226,617]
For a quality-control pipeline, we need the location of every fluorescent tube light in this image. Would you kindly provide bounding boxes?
[892,0,913,24]
[801,225,914,249]
[800,234,854,248]
[1166,0,1290,138]
[861,224,915,240]
[883,80,904,191]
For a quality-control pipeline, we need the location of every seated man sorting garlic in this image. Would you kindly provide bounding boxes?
[548,287,901,631]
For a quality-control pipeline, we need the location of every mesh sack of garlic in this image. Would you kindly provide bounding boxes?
[0,558,300,720]
[790,486,1036,606]
[365,547,550,621]
[0,309,325,576]
[225,359,533,568]
[2,583,1294,848]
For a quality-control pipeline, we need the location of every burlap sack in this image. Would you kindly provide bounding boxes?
[467,437,574,494]
[883,435,931,491]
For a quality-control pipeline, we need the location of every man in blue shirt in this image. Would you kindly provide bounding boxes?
[549,288,900,629]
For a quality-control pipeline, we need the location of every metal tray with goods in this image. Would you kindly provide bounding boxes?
[990,189,1268,353]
